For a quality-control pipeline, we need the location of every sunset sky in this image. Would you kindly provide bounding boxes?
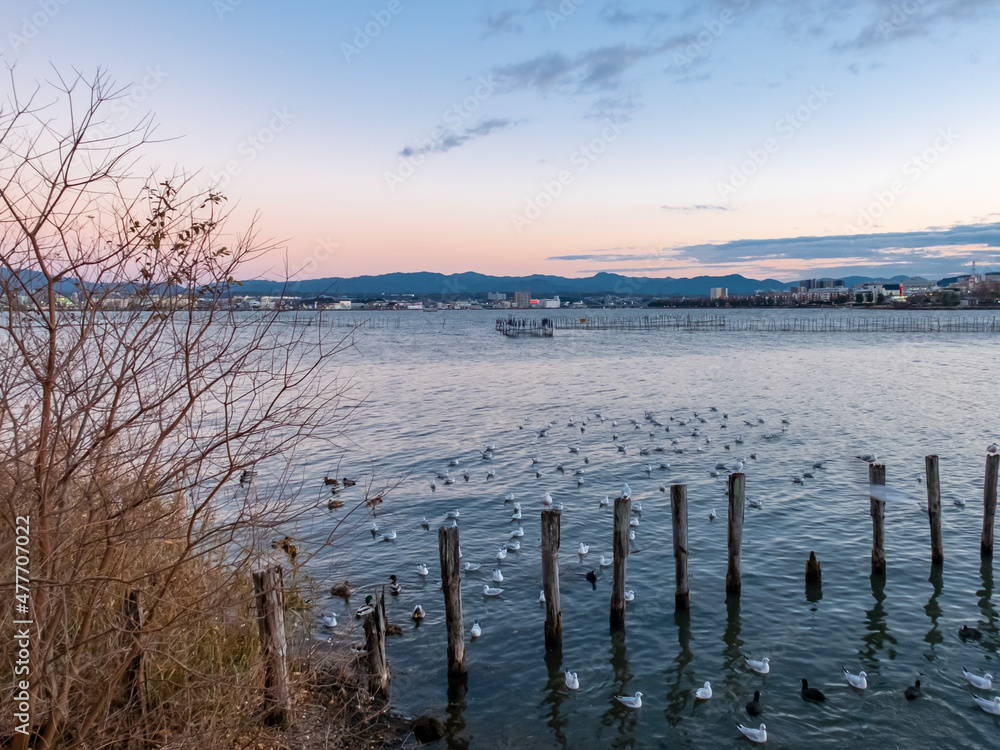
[5,0,1000,281]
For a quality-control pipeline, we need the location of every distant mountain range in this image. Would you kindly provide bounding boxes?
[236,271,921,298]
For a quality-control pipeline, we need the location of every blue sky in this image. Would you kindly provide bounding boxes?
[3,0,999,281]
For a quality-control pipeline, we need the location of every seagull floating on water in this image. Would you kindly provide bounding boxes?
[624,590,635,602]
[599,555,612,567]
[578,543,590,555]
[483,585,503,597]
[321,613,338,628]
[843,667,867,689]
[417,564,429,576]
[615,691,642,708]
[745,656,770,675]
[539,589,545,603]
[462,562,481,572]
[695,682,712,700]
[470,620,482,638]
[962,667,993,689]
[736,723,767,744]
[973,695,1000,715]
[496,547,507,560]
[600,496,610,507]
[510,527,524,538]
[565,671,579,689]
[492,569,503,582]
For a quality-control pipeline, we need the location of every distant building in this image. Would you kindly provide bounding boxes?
[710,287,728,300]
[534,296,561,309]
[514,291,531,309]
[487,292,507,301]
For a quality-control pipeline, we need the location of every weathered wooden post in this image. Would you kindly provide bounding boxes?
[363,589,389,695]
[122,589,147,715]
[541,508,562,650]
[610,494,631,630]
[869,464,887,577]
[252,565,291,726]
[670,485,690,610]
[726,473,745,597]
[439,524,466,680]
[983,454,1000,558]
[805,551,822,602]
[805,551,822,585]
[925,455,944,565]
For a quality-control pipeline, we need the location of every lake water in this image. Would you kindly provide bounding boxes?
[286,308,1000,749]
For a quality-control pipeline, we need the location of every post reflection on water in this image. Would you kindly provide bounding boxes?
[445,678,469,750]
[979,558,998,653]
[722,596,743,698]
[861,575,897,666]
[664,610,693,726]
[924,565,944,655]
[543,647,568,748]
[601,629,636,749]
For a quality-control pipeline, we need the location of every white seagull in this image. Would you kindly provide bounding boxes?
[542,492,553,506]
[599,555,613,567]
[470,620,482,638]
[843,667,868,689]
[988,442,998,454]
[462,562,481,571]
[856,453,878,463]
[615,691,642,708]
[973,695,1000,715]
[565,671,579,689]
[600,496,611,507]
[510,527,524,538]
[578,543,590,555]
[539,589,546,603]
[482,585,503,596]
[737,723,767,744]
[321,613,338,628]
[417,564,429,576]
[492,569,504,582]
[496,547,507,560]
[695,682,712,700]
[624,590,635,602]
[745,656,770,675]
[962,667,993,689]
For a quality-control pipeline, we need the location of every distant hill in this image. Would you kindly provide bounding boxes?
[237,272,792,298]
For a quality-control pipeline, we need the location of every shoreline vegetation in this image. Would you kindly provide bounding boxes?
[0,69,419,749]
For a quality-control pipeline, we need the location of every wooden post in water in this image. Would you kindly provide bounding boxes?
[983,454,1000,558]
[438,524,467,680]
[925,455,944,566]
[726,473,745,597]
[252,565,291,727]
[805,551,822,585]
[541,508,562,650]
[869,464,887,578]
[610,495,631,630]
[670,485,690,610]
[363,589,390,695]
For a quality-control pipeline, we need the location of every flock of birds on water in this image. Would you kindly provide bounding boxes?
[304,406,1000,743]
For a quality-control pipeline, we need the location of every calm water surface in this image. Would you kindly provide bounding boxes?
[284,309,999,749]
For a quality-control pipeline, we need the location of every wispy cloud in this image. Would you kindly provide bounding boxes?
[399,118,519,157]
[493,37,694,94]
[483,9,524,36]
[663,203,730,212]
[548,223,1000,278]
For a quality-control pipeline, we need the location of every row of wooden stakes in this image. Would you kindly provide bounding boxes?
[249,454,999,716]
